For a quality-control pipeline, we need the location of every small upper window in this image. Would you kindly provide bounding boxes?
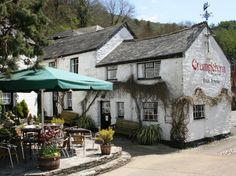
[193,104,205,119]
[70,58,79,73]
[138,61,160,79]
[49,61,56,68]
[107,66,117,80]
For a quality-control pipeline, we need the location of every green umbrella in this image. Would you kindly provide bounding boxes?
[0,66,112,128]
[0,66,112,92]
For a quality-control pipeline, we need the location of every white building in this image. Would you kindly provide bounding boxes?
[0,57,38,116]
[42,22,231,144]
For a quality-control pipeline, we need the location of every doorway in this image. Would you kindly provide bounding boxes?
[100,101,111,129]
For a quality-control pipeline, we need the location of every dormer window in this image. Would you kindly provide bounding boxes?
[107,65,117,80]
[137,61,161,79]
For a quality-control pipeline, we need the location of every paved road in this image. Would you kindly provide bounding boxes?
[102,112,236,176]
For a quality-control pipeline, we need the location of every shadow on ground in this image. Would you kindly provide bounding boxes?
[113,135,179,157]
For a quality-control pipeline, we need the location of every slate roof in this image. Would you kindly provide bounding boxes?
[48,25,104,40]
[42,24,128,59]
[96,22,208,67]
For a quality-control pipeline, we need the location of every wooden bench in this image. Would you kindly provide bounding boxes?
[114,119,140,138]
[60,111,79,126]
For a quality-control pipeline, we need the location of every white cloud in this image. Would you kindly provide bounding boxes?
[137,15,159,22]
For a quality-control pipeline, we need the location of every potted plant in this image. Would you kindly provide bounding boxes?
[96,128,115,155]
[38,127,61,171]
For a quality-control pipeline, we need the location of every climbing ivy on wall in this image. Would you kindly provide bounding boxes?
[80,75,231,147]
[170,87,231,146]
[110,75,171,125]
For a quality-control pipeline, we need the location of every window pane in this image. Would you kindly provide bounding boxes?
[145,67,154,78]
[154,62,160,77]
[137,64,145,78]
[146,63,154,68]
[1,93,11,105]
[70,58,79,73]
[67,92,72,109]
[117,102,124,118]
[107,66,117,80]
[193,105,205,119]
[143,102,158,121]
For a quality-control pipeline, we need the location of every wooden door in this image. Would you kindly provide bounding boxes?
[100,101,111,129]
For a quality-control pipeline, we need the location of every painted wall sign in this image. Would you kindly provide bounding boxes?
[192,59,226,74]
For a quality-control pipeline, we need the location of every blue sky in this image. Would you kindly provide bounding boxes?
[129,0,235,25]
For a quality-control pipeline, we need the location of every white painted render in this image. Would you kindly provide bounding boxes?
[183,28,231,142]
[41,26,231,143]
[96,27,134,63]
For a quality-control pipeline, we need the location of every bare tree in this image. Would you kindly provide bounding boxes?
[103,0,135,25]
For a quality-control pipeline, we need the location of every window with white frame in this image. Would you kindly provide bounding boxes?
[0,93,11,105]
[193,104,205,119]
[138,61,160,79]
[107,65,117,80]
[143,102,158,121]
[67,92,72,110]
[49,61,56,68]
[117,102,124,118]
[70,58,79,73]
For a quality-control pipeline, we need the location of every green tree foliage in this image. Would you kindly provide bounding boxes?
[14,102,24,119]
[75,0,91,27]
[14,99,29,119]
[0,0,49,74]
[21,99,29,118]
[214,21,236,60]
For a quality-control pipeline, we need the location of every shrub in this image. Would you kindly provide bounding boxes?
[75,115,96,130]
[21,100,29,119]
[0,128,11,137]
[133,125,162,145]
[14,100,29,119]
[14,102,24,118]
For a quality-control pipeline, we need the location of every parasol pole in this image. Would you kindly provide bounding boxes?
[40,89,45,131]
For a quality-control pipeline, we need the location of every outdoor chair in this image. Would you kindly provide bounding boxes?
[84,130,99,150]
[0,143,19,168]
[70,133,85,155]
[58,137,70,158]
[55,129,70,158]
[22,131,40,159]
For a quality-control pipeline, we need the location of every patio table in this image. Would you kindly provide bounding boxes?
[44,123,62,129]
[64,127,91,151]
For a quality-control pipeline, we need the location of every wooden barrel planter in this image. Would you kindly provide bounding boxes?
[100,144,111,155]
[38,156,60,171]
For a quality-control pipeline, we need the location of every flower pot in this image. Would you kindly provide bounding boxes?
[38,156,60,171]
[100,144,111,155]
